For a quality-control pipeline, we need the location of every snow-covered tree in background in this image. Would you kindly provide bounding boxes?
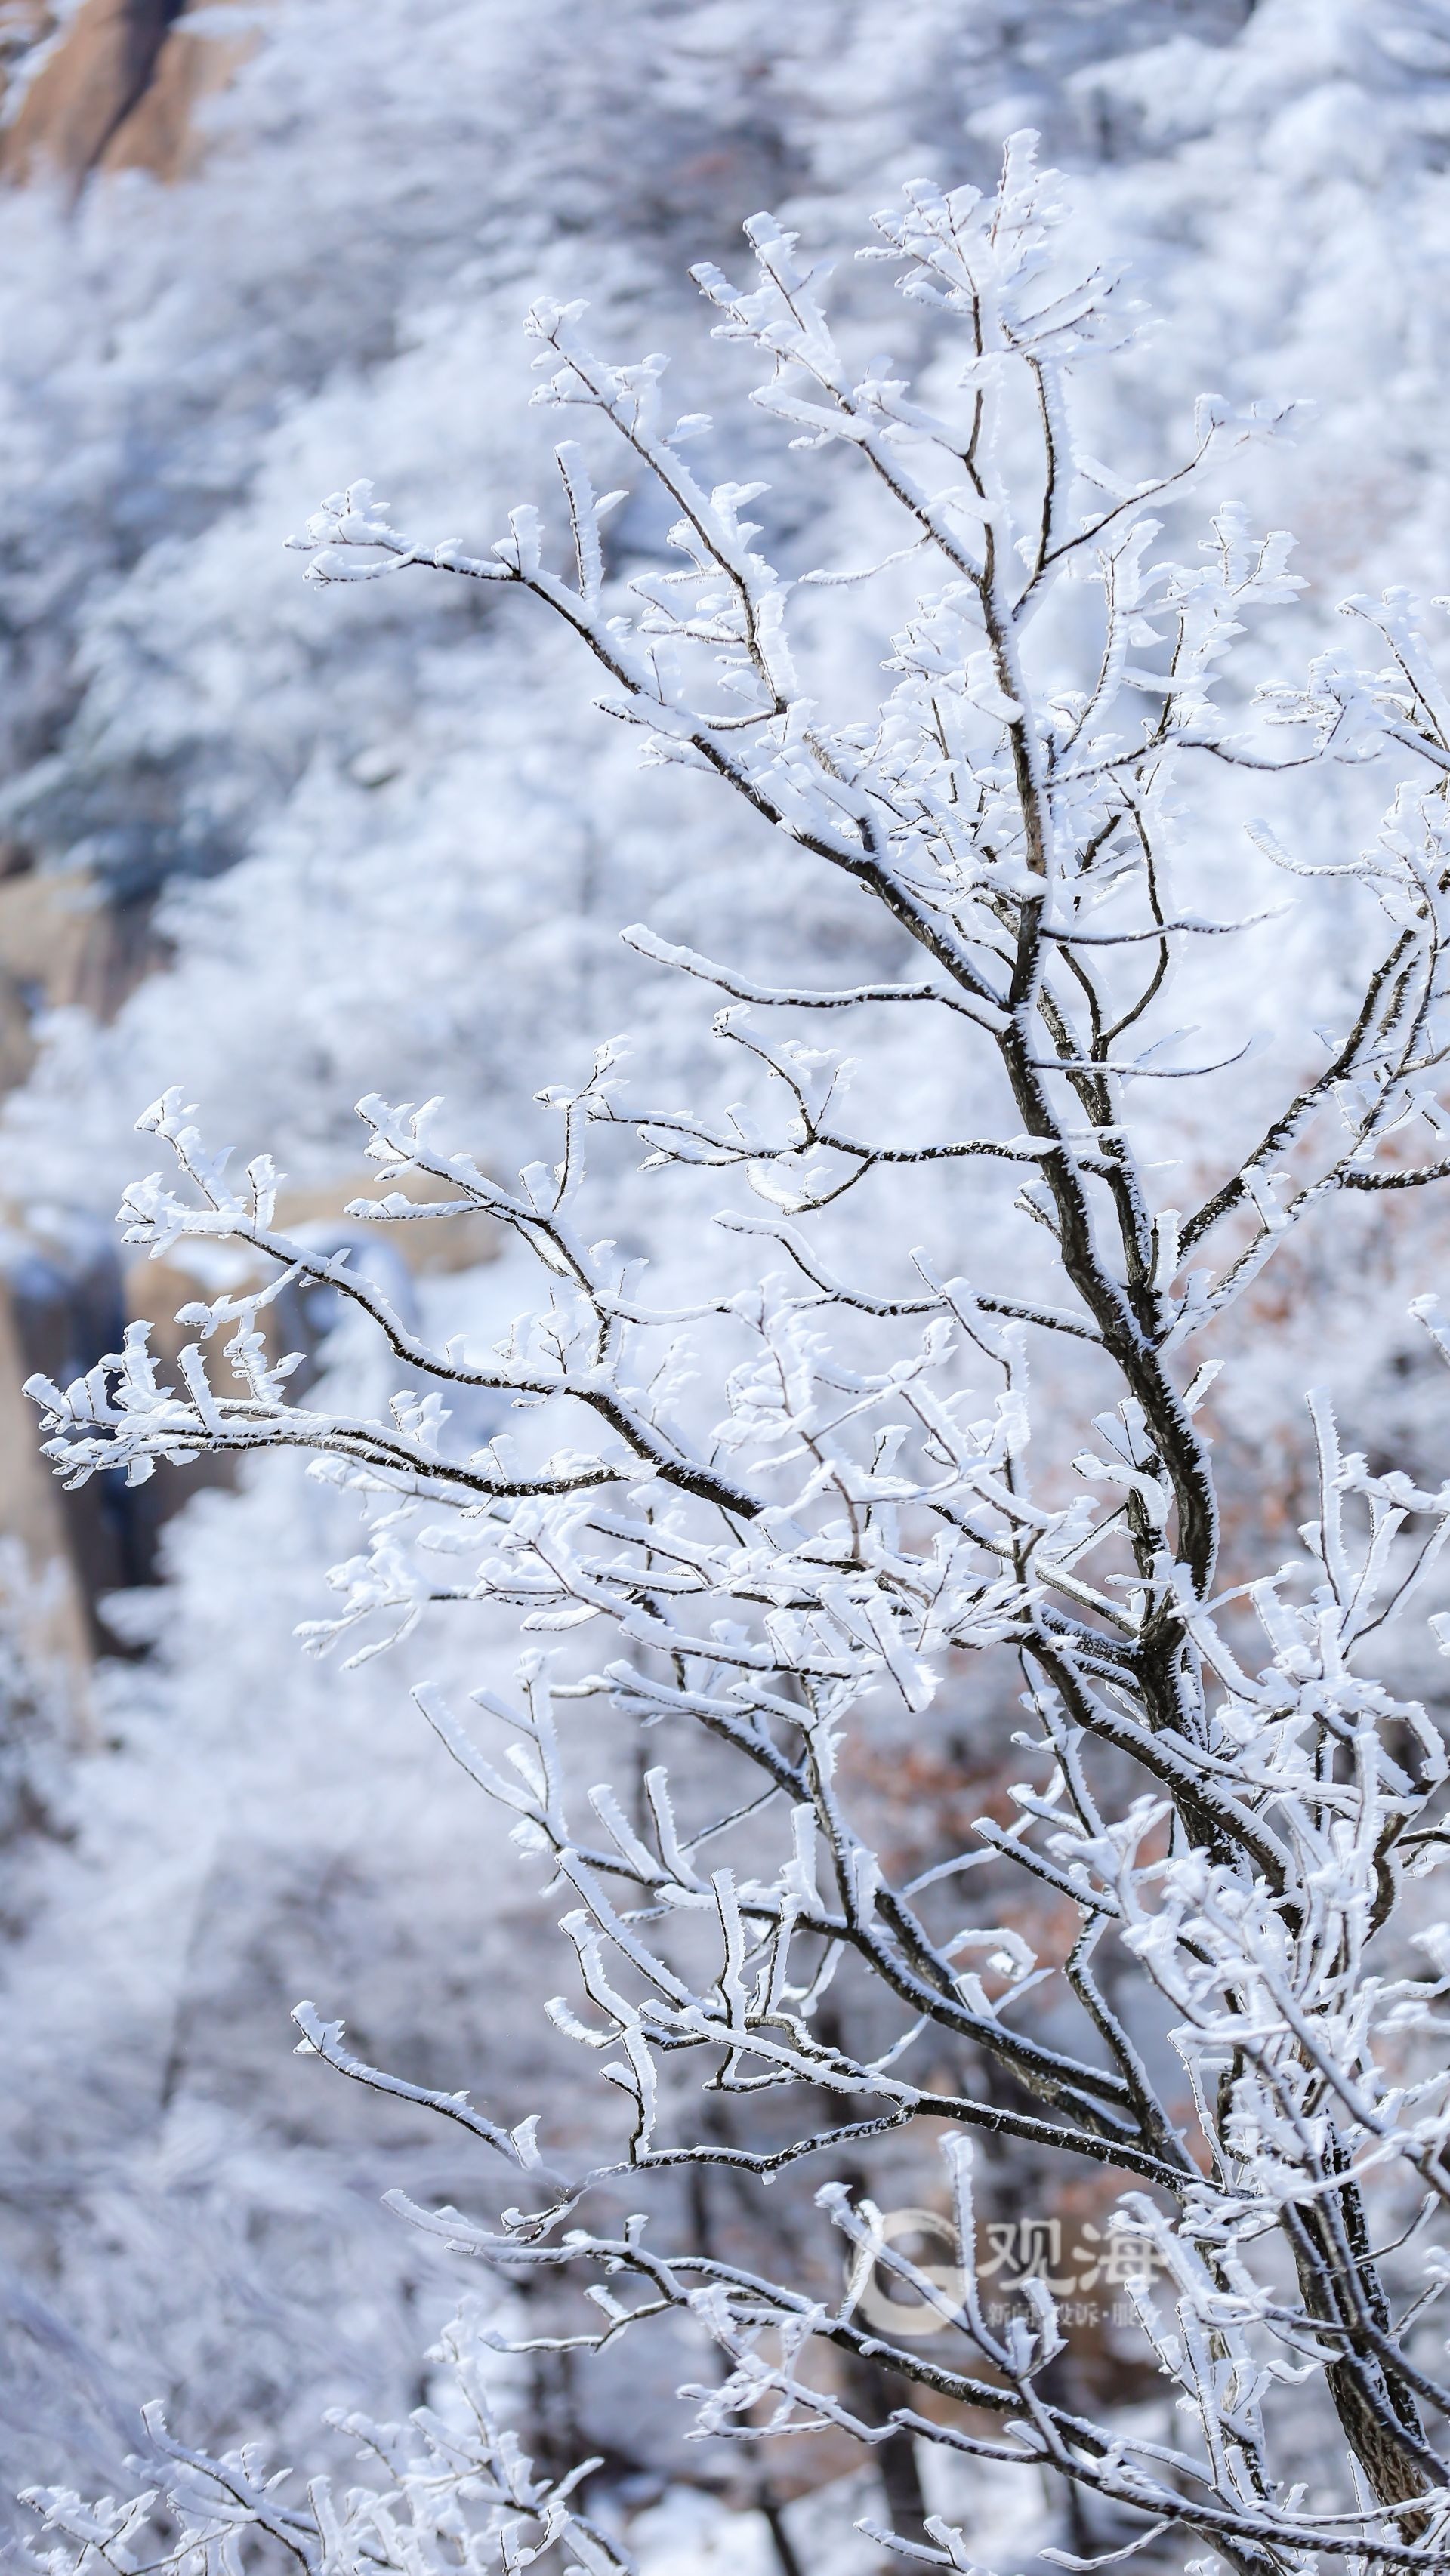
[26,140,1450,2573]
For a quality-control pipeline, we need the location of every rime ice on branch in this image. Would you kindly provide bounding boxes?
[26,138,1450,2574]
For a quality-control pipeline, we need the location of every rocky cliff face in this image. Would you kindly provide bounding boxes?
[0,3,257,1681]
[0,869,167,1681]
[0,0,248,189]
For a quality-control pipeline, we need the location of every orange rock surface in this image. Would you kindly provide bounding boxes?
[1,0,251,189]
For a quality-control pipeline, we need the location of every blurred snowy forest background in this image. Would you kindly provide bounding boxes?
[5,0,1450,2565]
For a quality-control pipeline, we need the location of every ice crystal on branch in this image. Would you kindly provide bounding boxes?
[26,137,1450,2576]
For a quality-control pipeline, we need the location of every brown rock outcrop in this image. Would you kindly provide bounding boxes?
[0,0,252,190]
[1,0,184,187]
[0,864,169,1693]
[0,1269,94,1709]
[100,5,242,178]
[0,864,164,1093]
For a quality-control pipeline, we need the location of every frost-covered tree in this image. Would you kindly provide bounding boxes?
[11,1,1316,2532]
[24,140,1450,2574]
